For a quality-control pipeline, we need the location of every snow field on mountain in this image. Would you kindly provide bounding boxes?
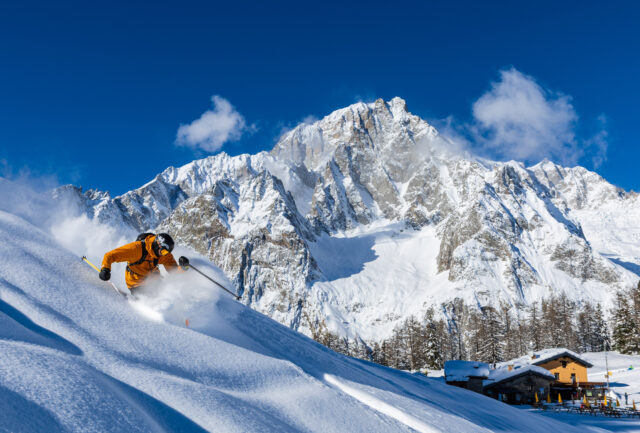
[574,198,640,275]
[310,223,447,341]
[307,198,633,341]
[0,202,593,432]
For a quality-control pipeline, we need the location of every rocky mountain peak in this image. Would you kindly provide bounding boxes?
[271,97,436,172]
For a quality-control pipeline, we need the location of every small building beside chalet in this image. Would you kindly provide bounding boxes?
[444,360,490,394]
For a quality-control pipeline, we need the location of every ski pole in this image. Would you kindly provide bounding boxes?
[187,263,240,300]
[82,256,129,298]
[82,256,101,272]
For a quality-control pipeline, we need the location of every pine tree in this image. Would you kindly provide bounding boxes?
[556,293,578,350]
[628,282,640,353]
[304,288,639,370]
[465,308,483,361]
[528,301,544,351]
[541,298,558,348]
[435,317,455,363]
[403,316,426,370]
[485,306,505,365]
[472,306,505,365]
[576,302,594,352]
[500,302,522,360]
[423,308,444,369]
[612,291,634,354]
[591,303,609,352]
[443,299,468,360]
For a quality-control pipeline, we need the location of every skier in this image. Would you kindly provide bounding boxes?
[99,233,189,291]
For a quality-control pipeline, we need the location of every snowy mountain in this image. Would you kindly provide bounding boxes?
[53,97,640,343]
[0,204,591,433]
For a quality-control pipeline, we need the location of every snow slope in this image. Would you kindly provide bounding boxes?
[0,207,590,432]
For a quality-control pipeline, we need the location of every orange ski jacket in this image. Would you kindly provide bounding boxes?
[101,235,178,289]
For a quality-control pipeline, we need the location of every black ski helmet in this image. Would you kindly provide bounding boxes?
[155,233,175,256]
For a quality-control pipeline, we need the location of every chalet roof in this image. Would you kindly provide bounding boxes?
[529,348,594,368]
[496,348,594,370]
[483,365,555,388]
[444,360,490,382]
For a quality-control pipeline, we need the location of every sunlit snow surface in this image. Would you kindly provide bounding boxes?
[0,208,592,433]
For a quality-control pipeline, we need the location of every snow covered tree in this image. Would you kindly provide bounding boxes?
[442,299,469,361]
[370,342,386,366]
[422,308,444,369]
[575,302,609,353]
[466,305,505,365]
[540,294,578,351]
[612,291,635,354]
[592,303,610,352]
[629,282,640,353]
[576,302,594,352]
[479,306,505,365]
[465,308,483,362]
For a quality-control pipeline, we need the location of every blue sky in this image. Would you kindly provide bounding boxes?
[1,1,639,195]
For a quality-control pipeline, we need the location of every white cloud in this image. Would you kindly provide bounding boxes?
[470,68,580,164]
[301,115,319,125]
[272,114,321,144]
[585,114,608,169]
[176,95,250,153]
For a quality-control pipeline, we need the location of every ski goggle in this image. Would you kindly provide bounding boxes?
[156,240,172,256]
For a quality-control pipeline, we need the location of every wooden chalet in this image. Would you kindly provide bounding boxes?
[530,349,607,401]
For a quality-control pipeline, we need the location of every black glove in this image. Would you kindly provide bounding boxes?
[99,267,111,281]
[178,256,189,268]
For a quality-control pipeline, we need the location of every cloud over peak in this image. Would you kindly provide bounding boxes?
[176,95,251,153]
[472,68,580,163]
[438,67,609,169]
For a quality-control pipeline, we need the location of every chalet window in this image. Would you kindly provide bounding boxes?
[561,361,567,368]
[571,373,576,383]
[554,373,560,380]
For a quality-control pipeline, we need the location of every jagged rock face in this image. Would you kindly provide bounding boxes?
[156,171,319,328]
[550,239,619,283]
[272,97,444,231]
[530,161,625,210]
[51,178,187,231]
[56,97,640,342]
[402,162,453,228]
